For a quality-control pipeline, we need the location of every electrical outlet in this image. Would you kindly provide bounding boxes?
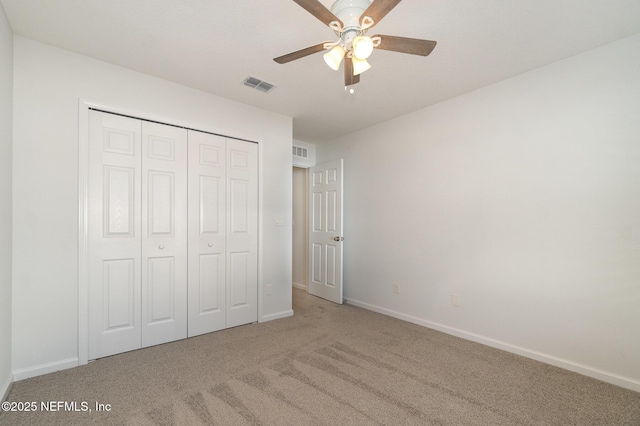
[452,293,460,307]
[393,283,400,294]
[266,284,272,296]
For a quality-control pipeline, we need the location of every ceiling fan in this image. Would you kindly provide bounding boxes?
[274,0,437,88]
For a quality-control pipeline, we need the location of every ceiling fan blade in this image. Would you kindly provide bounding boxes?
[274,43,329,64]
[374,35,437,56]
[293,0,344,28]
[360,0,402,27]
[344,57,360,86]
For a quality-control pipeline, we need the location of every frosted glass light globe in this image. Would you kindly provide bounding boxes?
[352,36,374,60]
[323,45,346,71]
[352,56,371,75]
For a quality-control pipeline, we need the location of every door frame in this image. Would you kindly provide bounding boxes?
[77,99,263,365]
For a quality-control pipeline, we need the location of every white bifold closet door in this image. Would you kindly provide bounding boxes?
[88,110,188,359]
[187,131,258,337]
[87,110,257,359]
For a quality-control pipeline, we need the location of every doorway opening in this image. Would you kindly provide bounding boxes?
[292,166,308,291]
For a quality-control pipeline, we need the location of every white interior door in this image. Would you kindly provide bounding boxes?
[141,121,188,347]
[308,159,344,304]
[226,138,258,327]
[88,111,143,359]
[187,131,227,337]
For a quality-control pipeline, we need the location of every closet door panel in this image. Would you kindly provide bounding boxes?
[102,259,136,329]
[188,131,227,337]
[198,253,222,312]
[226,139,258,328]
[88,111,142,360]
[229,252,249,307]
[141,121,188,347]
[148,171,175,235]
[146,256,175,323]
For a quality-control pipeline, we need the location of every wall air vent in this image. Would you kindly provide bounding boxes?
[242,76,276,93]
[292,145,308,159]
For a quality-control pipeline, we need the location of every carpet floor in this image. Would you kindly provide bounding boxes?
[2,288,639,425]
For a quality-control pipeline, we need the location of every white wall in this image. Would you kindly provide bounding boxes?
[292,167,308,289]
[317,33,640,392]
[12,36,293,378]
[0,2,13,400]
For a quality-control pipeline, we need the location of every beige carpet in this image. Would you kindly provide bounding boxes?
[2,288,639,425]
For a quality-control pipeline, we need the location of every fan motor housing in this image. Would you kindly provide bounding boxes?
[330,0,371,31]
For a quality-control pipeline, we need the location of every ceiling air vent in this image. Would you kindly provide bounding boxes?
[242,76,276,93]
[292,145,308,159]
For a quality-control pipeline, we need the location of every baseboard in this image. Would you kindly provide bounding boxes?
[1,371,13,402]
[13,358,79,381]
[260,309,294,322]
[292,282,307,290]
[345,298,640,394]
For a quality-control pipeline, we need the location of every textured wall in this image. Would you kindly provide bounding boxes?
[318,34,640,391]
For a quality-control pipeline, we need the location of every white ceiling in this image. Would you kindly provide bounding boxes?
[3,0,640,144]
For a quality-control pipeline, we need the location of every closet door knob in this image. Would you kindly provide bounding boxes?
[158,245,165,250]
[208,243,213,247]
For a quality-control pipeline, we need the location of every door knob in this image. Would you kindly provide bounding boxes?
[208,243,213,247]
[158,245,165,250]
[333,236,344,242]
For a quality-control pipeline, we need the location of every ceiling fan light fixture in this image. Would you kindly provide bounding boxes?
[275,0,437,88]
[352,36,374,60]
[352,56,371,75]
[323,45,346,71]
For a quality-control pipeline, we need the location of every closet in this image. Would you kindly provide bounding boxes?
[87,110,257,360]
